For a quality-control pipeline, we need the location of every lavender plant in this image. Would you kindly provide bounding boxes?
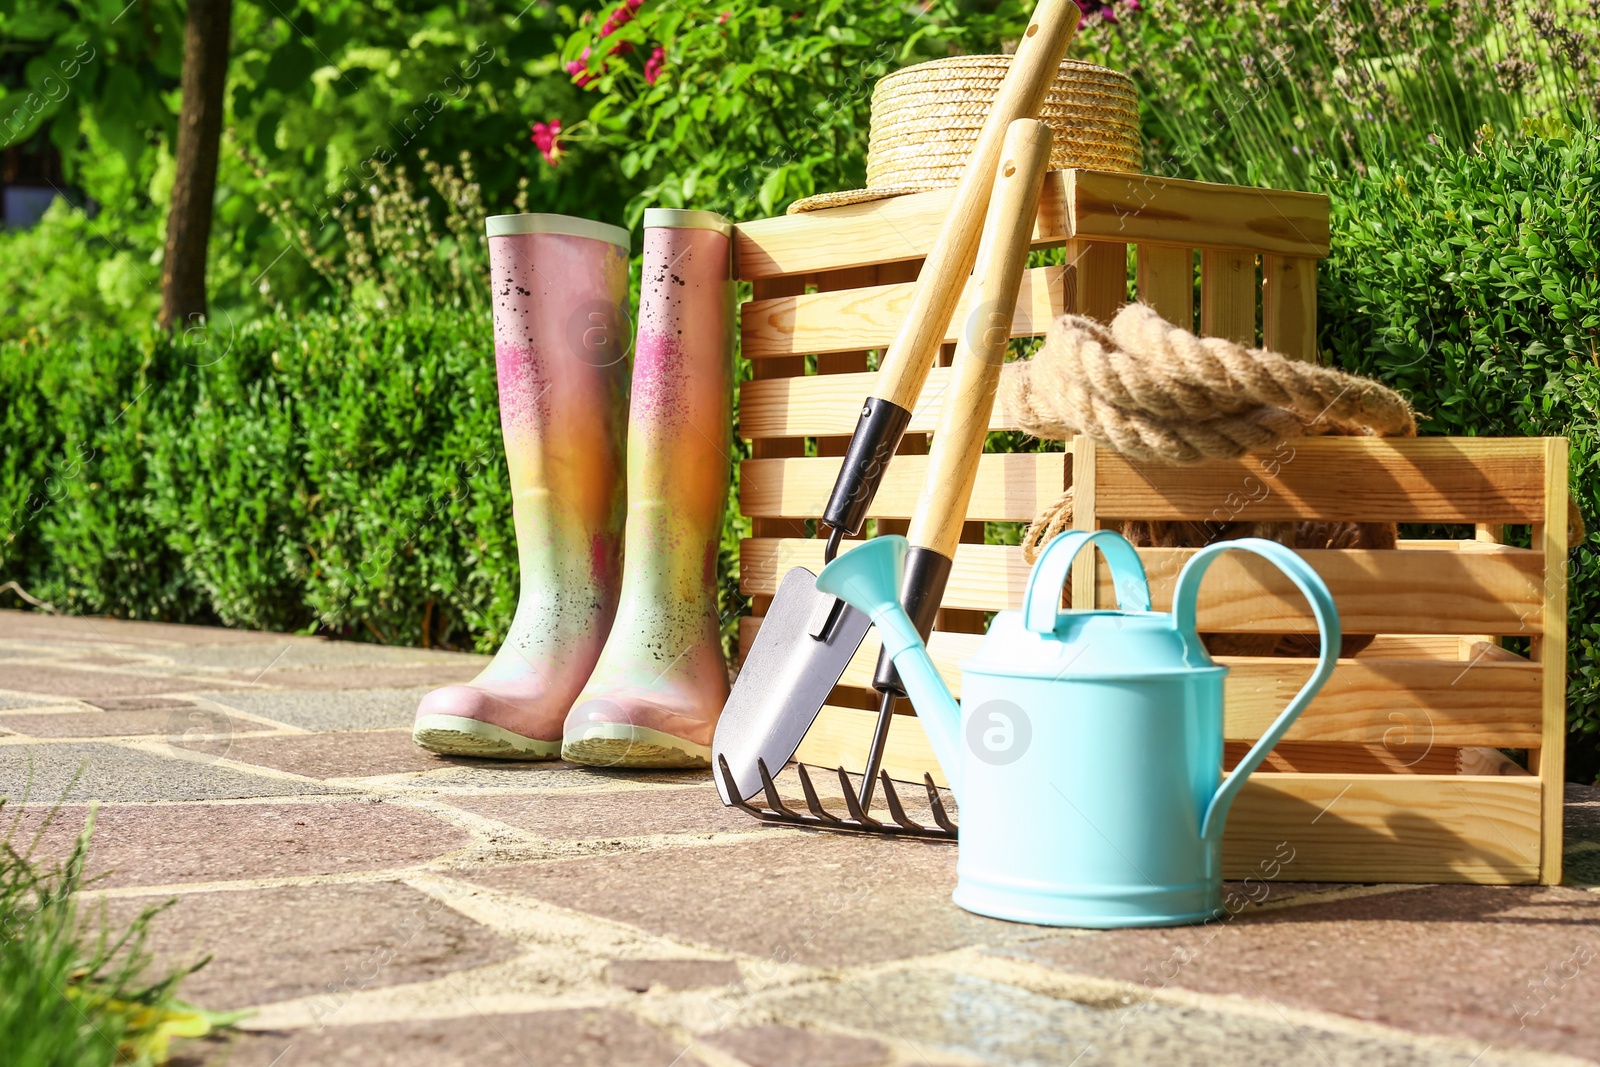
[1072,0,1599,188]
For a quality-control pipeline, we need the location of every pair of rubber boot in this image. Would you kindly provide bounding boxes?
[412,210,733,768]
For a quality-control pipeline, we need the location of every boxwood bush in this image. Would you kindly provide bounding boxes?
[0,311,516,649]
[1319,123,1600,782]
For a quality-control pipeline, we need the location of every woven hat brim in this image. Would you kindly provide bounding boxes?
[786,185,930,215]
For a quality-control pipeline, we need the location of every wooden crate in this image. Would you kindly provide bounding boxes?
[730,169,1568,886]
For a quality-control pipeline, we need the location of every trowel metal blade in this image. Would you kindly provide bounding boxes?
[713,565,872,805]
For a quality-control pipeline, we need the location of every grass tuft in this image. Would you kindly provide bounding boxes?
[0,782,241,1066]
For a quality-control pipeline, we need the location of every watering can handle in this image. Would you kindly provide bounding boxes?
[1178,538,1342,844]
[1022,530,1152,634]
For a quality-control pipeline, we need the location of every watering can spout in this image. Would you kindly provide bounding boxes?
[815,536,965,797]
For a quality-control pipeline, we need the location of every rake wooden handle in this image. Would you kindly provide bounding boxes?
[869,0,1079,412]
[907,119,1055,557]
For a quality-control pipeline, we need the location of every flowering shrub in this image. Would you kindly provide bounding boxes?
[549,0,1034,223]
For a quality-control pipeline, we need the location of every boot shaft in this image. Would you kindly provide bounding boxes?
[627,211,732,575]
[486,214,631,556]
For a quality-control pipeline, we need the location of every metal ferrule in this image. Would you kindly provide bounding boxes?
[871,546,953,694]
[822,397,912,538]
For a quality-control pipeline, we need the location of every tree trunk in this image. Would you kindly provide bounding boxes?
[159,0,233,330]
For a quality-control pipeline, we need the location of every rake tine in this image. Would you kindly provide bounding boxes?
[795,764,844,824]
[717,754,766,817]
[924,773,958,836]
[756,759,801,820]
[877,773,925,833]
[834,766,882,828]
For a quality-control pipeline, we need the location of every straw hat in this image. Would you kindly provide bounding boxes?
[788,55,1141,214]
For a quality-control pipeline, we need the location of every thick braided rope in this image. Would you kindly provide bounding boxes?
[999,303,1416,464]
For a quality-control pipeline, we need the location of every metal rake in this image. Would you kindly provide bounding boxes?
[717,754,957,839]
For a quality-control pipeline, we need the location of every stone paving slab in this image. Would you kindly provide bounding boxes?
[991,884,1600,1060]
[0,663,233,699]
[0,611,295,646]
[14,799,469,888]
[203,666,482,691]
[446,785,775,840]
[759,969,1533,1067]
[0,706,270,739]
[459,832,1071,967]
[206,1008,700,1067]
[0,693,64,709]
[179,728,453,780]
[0,741,344,803]
[704,1024,890,1067]
[195,687,439,731]
[3,608,1597,1067]
[373,761,707,794]
[102,640,485,673]
[108,881,521,1011]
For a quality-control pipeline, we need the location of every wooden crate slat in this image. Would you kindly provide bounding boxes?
[733,170,1330,281]
[1217,655,1542,747]
[1262,253,1318,361]
[1200,249,1256,347]
[739,453,1066,523]
[1065,169,1331,258]
[741,537,1544,633]
[741,616,1540,747]
[739,539,1031,612]
[1093,436,1549,524]
[1103,545,1545,636]
[743,366,1034,440]
[1532,436,1570,884]
[734,173,1071,280]
[1222,774,1541,883]
[1065,239,1126,324]
[741,265,1062,361]
[1135,244,1194,332]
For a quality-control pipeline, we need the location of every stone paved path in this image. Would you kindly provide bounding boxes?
[1,608,1597,1066]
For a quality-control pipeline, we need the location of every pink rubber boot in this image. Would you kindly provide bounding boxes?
[561,210,734,768]
[413,214,630,759]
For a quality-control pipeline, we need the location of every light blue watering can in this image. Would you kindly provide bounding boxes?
[814,529,1340,928]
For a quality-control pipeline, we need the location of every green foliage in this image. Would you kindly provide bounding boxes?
[556,0,1033,222]
[0,0,614,336]
[0,307,523,651]
[1068,0,1599,189]
[1,796,236,1064]
[1318,122,1600,780]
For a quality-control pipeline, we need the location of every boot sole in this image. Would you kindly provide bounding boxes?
[561,723,711,769]
[412,714,562,760]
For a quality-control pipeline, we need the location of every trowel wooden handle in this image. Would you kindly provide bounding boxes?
[907,119,1054,557]
[870,0,1079,412]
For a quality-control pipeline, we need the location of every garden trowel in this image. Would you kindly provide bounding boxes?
[714,107,1062,819]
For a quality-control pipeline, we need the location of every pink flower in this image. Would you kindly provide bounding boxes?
[530,119,565,167]
[716,10,730,24]
[609,40,635,56]
[566,46,596,87]
[599,3,634,36]
[643,45,666,85]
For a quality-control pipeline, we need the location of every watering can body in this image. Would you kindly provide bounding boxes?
[814,529,1341,929]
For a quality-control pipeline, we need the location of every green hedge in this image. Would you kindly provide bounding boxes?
[1318,125,1600,782]
[0,312,518,649]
